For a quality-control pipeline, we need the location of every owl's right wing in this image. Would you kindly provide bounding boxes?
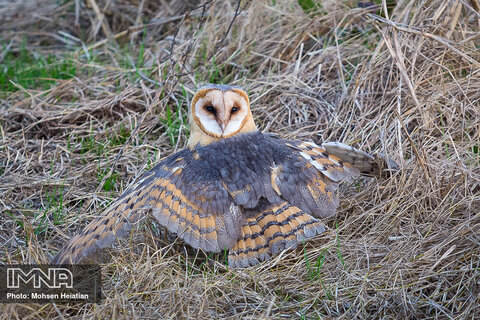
[52,149,245,264]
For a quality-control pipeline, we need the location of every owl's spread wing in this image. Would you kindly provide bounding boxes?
[210,133,361,220]
[52,132,370,265]
[52,149,245,264]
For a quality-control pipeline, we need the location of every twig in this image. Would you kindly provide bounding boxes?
[83,13,203,52]
[74,0,80,27]
[219,0,251,43]
[88,0,113,41]
[393,109,430,182]
[0,39,13,63]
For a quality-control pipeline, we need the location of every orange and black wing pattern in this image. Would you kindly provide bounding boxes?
[228,201,325,268]
[52,149,245,264]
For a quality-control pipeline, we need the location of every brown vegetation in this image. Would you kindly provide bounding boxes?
[1,0,479,318]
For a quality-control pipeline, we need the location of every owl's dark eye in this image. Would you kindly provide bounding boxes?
[231,106,239,114]
[204,105,215,113]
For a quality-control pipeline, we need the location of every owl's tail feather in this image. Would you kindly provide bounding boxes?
[228,202,325,268]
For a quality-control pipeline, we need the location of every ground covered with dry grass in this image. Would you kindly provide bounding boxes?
[1,0,479,318]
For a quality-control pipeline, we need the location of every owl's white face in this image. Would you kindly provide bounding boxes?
[193,90,249,137]
[188,86,257,148]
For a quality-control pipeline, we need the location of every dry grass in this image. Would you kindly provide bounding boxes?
[1,0,479,318]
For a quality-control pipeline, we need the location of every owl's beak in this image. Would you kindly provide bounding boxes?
[217,110,228,134]
[217,120,226,134]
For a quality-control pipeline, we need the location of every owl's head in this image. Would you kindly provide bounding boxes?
[187,84,257,148]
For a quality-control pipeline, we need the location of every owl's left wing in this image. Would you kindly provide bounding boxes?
[52,149,245,264]
[214,132,363,220]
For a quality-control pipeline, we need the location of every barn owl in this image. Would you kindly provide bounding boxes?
[52,84,383,268]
